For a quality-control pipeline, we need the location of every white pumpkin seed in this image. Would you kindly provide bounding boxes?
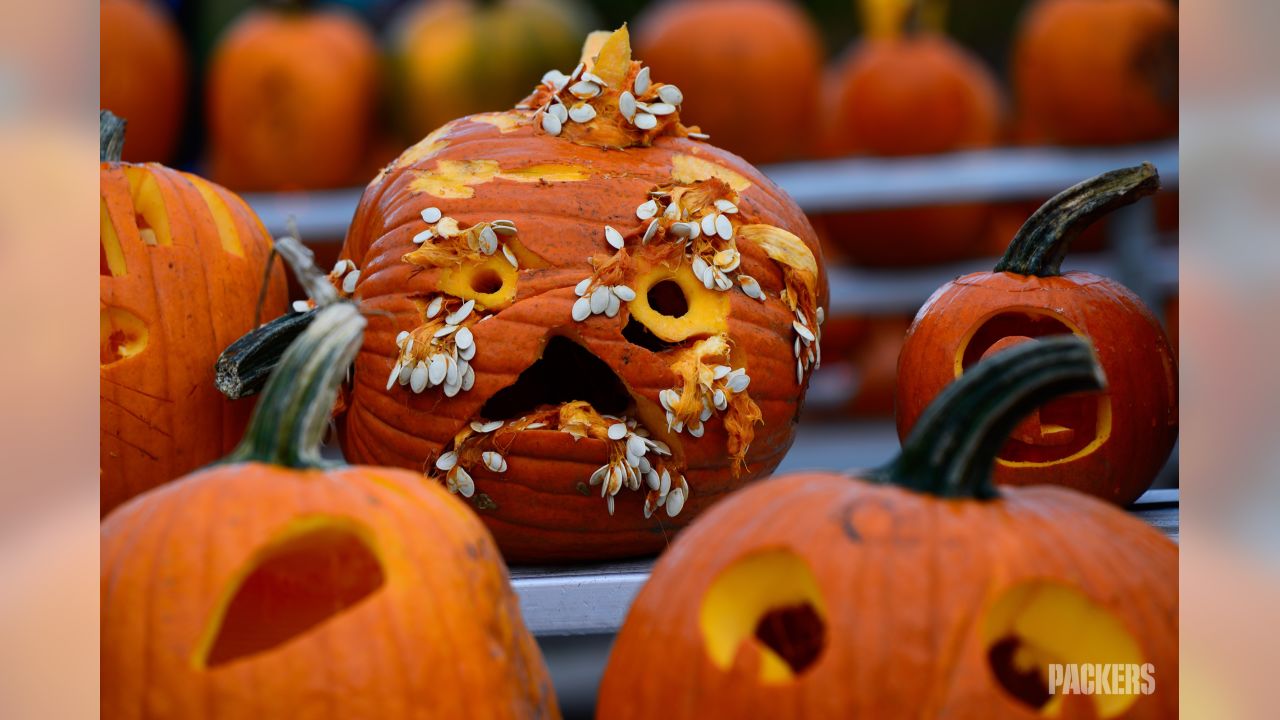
[541,112,562,136]
[428,355,447,385]
[426,296,444,318]
[605,292,621,317]
[604,225,625,249]
[549,102,568,123]
[413,228,434,244]
[715,214,733,240]
[386,362,402,391]
[607,422,628,440]
[446,299,475,325]
[568,80,600,98]
[636,199,658,220]
[502,244,519,268]
[700,213,718,236]
[665,487,686,517]
[410,361,429,393]
[793,320,816,342]
[572,296,591,322]
[633,66,651,95]
[727,372,750,393]
[455,327,474,350]
[714,199,738,214]
[575,278,592,296]
[568,103,596,123]
[482,451,508,473]
[435,451,458,471]
[646,102,676,116]
[421,207,442,223]
[642,218,659,243]
[634,112,657,130]
[342,270,360,294]
[612,285,636,301]
[658,84,683,105]
[619,91,637,119]
[590,285,611,314]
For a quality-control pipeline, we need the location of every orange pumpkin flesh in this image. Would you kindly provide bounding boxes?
[100,0,187,163]
[1013,0,1178,146]
[102,304,559,719]
[634,0,824,164]
[99,112,288,515]
[600,338,1177,719]
[207,3,379,191]
[328,27,828,562]
[896,164,1177,505]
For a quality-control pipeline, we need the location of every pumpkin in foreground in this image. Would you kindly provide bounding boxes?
[102,302,559,719]
[600,337,1177,719]
[332,26,827,562]
[896,163,1177,505]
[99,111,288,515]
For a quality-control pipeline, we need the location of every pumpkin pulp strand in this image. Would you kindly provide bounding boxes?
[995,162,1160,276]
[876,336,1105,499]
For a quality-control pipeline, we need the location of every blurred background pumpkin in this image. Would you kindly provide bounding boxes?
[100,0,188,163]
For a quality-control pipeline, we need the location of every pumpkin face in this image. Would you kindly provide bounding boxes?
[102,304,558,719]
[820,6,1003,266]
[1013,0,1177,146]
[634,0,824,165]
[207,5,379,191]
[338,28,828,562]
[896,165,1177,505]
[600,338,1178,719]
[99,113,289,515]
[100,0,187,163]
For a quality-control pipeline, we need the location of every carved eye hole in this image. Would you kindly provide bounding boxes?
[647,280,689,318]
[197,519,385,668]
[100,308,149,365]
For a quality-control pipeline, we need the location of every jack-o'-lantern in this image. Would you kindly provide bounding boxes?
[99,111,288,515]
[102,304,559,719]
[229,27,827,562]
[600,337,1177,719]
[896,164,1177,505]
[818,0,1003,266]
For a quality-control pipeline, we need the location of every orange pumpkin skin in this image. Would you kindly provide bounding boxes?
[1013,0,1177,146]
[100,0,187,163]
[635,0,823,164]
[100,118,289,515]
[338,29,827,563]
[822,35,1003,266]
[896,167,1177,505]
[207,6,379,191]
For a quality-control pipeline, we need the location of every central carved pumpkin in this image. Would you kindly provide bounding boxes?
[337,27,827,562]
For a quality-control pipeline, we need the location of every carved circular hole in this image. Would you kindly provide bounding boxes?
[754,602,826,676]
[470,268,504,295]
[647,280,688,318]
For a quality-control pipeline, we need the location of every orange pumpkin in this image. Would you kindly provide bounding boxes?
[389,0,594,144]
[820,0,1004,266]
[634,0,823,165]
[600,337,1177,719]
[102,304,559,719]
[1013,0,1177,146]
[267,28,825,562]
[206,0,379,191]
[896,164,1177,505]
[100,0,187,163]
[100,111,289,515]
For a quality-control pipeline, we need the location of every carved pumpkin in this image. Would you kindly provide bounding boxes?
[102,304,559,719]
[206,0,379,191]
[389,0,594,144]
[820,0,1003,266]
[600,337,1177,719]
[100,0,187,163]
[329,27,826,562]
[896,164,1177,505]
[1013,0,1177,146]
[99,112,289,515]
[634,0,823,165]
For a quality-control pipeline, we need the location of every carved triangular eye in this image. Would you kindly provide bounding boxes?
[198,519,384,668]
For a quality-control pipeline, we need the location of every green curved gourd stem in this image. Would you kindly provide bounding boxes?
[994,163,1160,277]
[223,303,365,469]
[871,336,1106,500]
[100,109,126,162]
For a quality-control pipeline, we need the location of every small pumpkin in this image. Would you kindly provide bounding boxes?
[100,0,187,163]
[819,0,1004,266]
[227,27,828,562]
[1012,0,1177,146]
[102,302,559,719]
[99,111,289,515]
[389,0,594,144]
[206,0,379,191]
[634,0,824,165]
[600,337,1177,718]
[896,164,1177,505]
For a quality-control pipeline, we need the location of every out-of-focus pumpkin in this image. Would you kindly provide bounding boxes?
[600,337,1177,719]
[819,0,1004,266]
[102,303,559,719]
[100,0,187,163]
[896,164,1177,505]
[389,0,594,143]
[206,0,379,191]
[634,0,823,165]
[231,28,827,562]
[99,111,288,515]
[1013,0,1177,146]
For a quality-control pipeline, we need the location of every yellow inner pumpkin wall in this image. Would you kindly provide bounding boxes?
[698,549,826,684]
[122,166,174,246]
[628,263,729,343]
[100,197,128,276]
[185,174,245,257]
[100,307,149,364]
[983,580,1145,718]
[438,255,520,310]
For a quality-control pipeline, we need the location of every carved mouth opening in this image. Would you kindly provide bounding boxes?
[480,335,632,420]
[622,316,680,353]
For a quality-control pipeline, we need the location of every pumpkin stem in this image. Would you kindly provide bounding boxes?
[874,336,1105,499]
[100,109,126,162]
[995,163,1160,277]
[223,303,364,469]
